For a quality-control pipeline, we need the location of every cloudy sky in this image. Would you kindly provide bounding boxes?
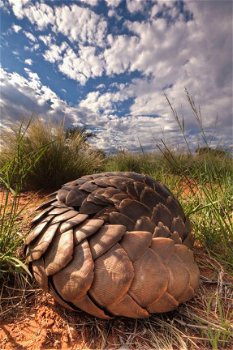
[0,0,232,152]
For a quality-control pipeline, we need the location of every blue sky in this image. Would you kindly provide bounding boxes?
[0,0,232,152]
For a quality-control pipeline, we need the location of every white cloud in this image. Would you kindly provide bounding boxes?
[12,24,22,33]
[25,43,40,52]
[43,42,68,63]
[29,3,55,30]
[8,0,31,19]
[3,0,232,152]
[105,0,121,7]
[126,0,145,13]
[55,46,104,85]
[79,0,98,6]
[104,34,140,75]
[108,9,115,17]
[24,31,37,42]
[25,58,33,65]
[39,34,53,46]
[8,2,107,47]
[12,50,20,57]
[53,5,107,47]
[79,89,132,115]
[0,67,86,127]
[98,2,231,145]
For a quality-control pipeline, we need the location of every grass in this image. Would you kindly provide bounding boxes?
[0,94,232,349]
[0,119,104,190]
[105,151,233,271]
[104,91,233,270]
[0,121,47,282]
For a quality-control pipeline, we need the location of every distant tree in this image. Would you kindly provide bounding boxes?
[65,126,95,141]
[195,146,230,157]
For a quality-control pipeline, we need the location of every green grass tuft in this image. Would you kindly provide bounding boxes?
[0,119,104,190]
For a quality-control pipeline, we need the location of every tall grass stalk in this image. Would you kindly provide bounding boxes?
[0,121,47,280]
[159,92,233,268]
[0,119,104,190]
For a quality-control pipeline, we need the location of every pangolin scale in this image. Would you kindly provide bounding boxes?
[26,172,200,319]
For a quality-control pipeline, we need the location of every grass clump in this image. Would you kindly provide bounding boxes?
[105,149,233,268]
[158,92,233,269]
[104,151,153,173]
[0,122,46,282]
[104,91,233,270]
[0,119,104,190]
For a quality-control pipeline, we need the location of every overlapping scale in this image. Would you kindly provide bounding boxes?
[53,240,94,301]
[89,244,134,307]
[26,215,55,245]
[150,237,175,261]
[89,224,126,259]
[140,187,165,209]
[170,231,182,244]
[56,189,69,202]
[59,213,88,233]
[49,207,71,215]
[129,249,169,307]
[49,283,75,311]
[31,257,48,291]
[173,244,200,292]
[147,292,178,313]
[50,200,67,208]
[125,181,138,199]
[50,209,78,224]
[27,171,200,319]
[171,217,186,239]
[120,231,152,262]
[134,216,155,232]
[79,199,106,215]
[166,252,190,300]
[73,219,104,244]
[65,188,87,206]
[28,222,60,261]
[31,206,54,224]
[79,181,98,193]
[153,222,171,238]
[72,294,110,319]
[108,294,149,318]
[152,203,173,228]
[109,211,134,231]
[44,229,73,275]
[119,198,151,221]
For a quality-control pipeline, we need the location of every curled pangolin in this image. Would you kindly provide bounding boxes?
[25,172,200,319]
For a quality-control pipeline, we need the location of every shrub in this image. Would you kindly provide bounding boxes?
[157,92,233,268]
[0,119,104,190]
[0,122,46,280]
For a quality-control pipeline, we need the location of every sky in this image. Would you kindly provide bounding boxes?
[0,0,232,153]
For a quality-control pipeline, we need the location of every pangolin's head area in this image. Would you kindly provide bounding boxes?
[25,171,200,319]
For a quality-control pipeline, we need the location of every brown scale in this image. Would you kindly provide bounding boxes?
[26,172,200,319]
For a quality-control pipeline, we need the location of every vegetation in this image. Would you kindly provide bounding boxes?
[104,149,233,268]
[104,92,233,269]
[0,94,232,349]
[0,119,104,190]
[0,122,46,283]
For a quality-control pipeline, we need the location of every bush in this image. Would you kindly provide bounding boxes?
[0,119,104,190]
[156,92,233,268]
[0,122,46,280]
